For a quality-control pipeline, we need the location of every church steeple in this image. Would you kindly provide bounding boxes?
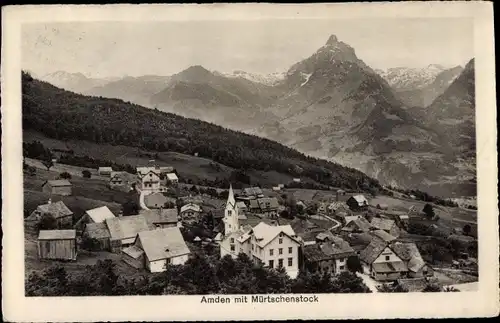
[223,183,239,235]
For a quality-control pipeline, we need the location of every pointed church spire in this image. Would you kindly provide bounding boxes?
[227,183,236,208]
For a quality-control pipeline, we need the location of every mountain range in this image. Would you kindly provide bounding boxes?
[33,35,475,197]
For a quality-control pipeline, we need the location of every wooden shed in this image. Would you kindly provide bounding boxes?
[42,180,72,196]
[83,222,111,251]
[37,229,77,261]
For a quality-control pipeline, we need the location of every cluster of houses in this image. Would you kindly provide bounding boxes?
[31,162,433,287]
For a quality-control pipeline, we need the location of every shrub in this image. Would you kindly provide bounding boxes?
[59,172,72,179]
[82,170,91,178]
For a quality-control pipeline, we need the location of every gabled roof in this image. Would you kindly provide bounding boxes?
[137,166,174,176]
[180,203,202,213]
[166,173,178,180]
[248,199,260,209]
[242,187,263,196]
[251,222,298,247]
[144,192,169,208]
[86,206,115,223]
[371,217,396,231]
[290,218,320,234]
[370,230,397,243]
[110,171,131,182]
[304,237,355,261]
[43,179,72,187]
[38,229,76,240]
[359,237,389,264]
[30,201,73,219]
[98,167,113,172]
[84,222,111,239]
[236,201,247,209]
[342,232,374,250]
[141,208,179,225]
[391,242,425,273]
[348,194,368,206]
[214,232,223,241]
[372,261,407,273]
[344,215,360,225]
[137,227,190,261]
[256,197,279,210]
[105,215,151,243]
[342,217,372,232]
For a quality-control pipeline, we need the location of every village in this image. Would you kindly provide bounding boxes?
[23,157,479,293]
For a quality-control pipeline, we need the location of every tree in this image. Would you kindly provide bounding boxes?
[36,213,58,231]
[422,283,442,292]
[422,203,435,219]
[443,286,460,292]
[42,158,54,171]
[462,224,472,236]
[331,272,371,293]
[346,255,363,273]
[81,235,100,252]
[122,199,139,216]
[82,170,91,178]
[377,282,408,293]
[59,171,72,179]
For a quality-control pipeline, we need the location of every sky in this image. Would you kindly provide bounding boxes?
[22,18,474,79]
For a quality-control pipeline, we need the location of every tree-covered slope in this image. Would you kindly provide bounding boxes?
[22,72,381,191]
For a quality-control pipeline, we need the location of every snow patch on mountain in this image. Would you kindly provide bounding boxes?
[217,70,286,86]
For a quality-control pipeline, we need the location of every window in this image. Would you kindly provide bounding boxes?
[230,238,234,243]
[288,247,293,254]
[270,249,274,256]
[288,257,293,267]
[385,255,390,261]
[228,210,232,216]
[166,258,171,265]
[252,244,254,250]
[278,259,283,268]
[269,260,274,268]
[279,238,283,244]
[230,245,235,251]
[339,265,345,270]
[279,248,283,255]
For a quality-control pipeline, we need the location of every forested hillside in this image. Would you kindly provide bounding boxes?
[22,72,381,191]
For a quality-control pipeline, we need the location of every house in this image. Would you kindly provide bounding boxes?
[346,195,368,211]
[42,180,72,196]
[144,192,170,209]
[136,169,162,192]
[336,189,346,200]
[327,201,349,215]
[343,215,361,226]
[109,171,132,192]
[391,242,431,278]
[341,232,374,252]
[83,222,111,251]
[98,166,113,176]
[341,217,372,233]
[317,203,328,215]
[242,187,264,199]
[180,203,202,223]
[278,184,285,189]
[122,227,190,272]
[370,218,400,238]
[256,197,279,217]
[248,199,260,212]
[290,218,323,246]
[25,199,73,229]
[272,186,281,191]
[236,201,248,212]
[166,173,179,185]
[303,236,356,275]
[37,229,77,261]
[75,206,116,231]
[140,208,179,228]
[370,230,397,243]
[293,178,301,183]
[219,224,253,258]
[105,215,152,253]
[359,238,407,281]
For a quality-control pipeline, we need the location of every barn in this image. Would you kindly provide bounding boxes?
[42,180,72,196]
[83,222,111,251]
[75,206,116,231]
[25,199,73,230]
[105,215,151,253]
[37,229,77,261]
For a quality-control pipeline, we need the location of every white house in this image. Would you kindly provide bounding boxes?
[180,203,202,224]
[136,169,162,192]
[166,173,179,185]
[122,227,190,272]
[98,167,113,176]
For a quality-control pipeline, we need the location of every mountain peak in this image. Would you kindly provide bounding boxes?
[325,34,339,46]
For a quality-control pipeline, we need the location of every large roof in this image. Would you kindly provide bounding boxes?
[38,229,76,240]
[34,201,73,219]
[144,193,169,208]
[372,261,407,273]
[86,206,116,223]
[391,242,425,273]
[137,227,190,261]
[44,179,72,187]
[359,237,389,264]
[242,187,263,196]
[348,194,368,206]
[166,173,178,180]
[140,208,179,225]
[257,197,279,210]
[370,230,397,243]
[84,222,111,239]
[342,217,372,233]
[98,167,113,172]
[251,222,298,247]
[105,215,151,243]
[180,203,202,213]
[137,166,174,176]
[371,217,396,232]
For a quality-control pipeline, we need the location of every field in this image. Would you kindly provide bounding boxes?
[25,130,294,187]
